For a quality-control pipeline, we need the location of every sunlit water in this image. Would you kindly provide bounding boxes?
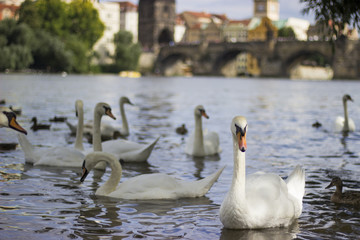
[0,74,360,239]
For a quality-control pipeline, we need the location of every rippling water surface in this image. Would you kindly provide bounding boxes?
[1,74,360,239]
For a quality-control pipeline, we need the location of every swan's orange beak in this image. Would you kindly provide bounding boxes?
[237,132,246,152]
[105,109,116,120]
[201,111,209,119]
[9,117,27,135]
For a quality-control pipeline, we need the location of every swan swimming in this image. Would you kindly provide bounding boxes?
[335,94,355,132]
[17,101,115,167]
[81,151,225,200]
[0,107,27,135]
[185,105,221,157]
[219,116,305,229]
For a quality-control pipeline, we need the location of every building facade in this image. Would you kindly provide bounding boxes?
[119,1,138,43]
[138,0,176,52]
[253,0,279,21]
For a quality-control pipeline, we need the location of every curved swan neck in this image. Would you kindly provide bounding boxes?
[93,153,122,196]
[193,114,205,156]
[343,99,349,131]
[93,109,103,151]
[120,101,129,135]
[231,136,246,197]
[74,105,84,151]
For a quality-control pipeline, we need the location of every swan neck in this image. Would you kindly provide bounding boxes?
[95,155,122,196]
[93,110,102,151]
[74,107,84,151]
[193,115,204,156]
[120,102,129,135]
[343,99,349,131]
[231,137,246,197]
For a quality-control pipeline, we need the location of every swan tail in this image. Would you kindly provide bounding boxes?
[286,165,305,201]
[184,166,225,197]
[17,133,36,164]
[137,136,160,161]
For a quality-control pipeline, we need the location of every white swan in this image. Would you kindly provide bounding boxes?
[72,96,133,141]
[335,94,356,132]
[81,151,225,199]
[0,107,27,135]
[17,101,116,167]
[185,105,221,157]
[219,116,305,229]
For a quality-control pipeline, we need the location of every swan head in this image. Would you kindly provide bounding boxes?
[325,176,343,189]
[81,152,115,182]
[95,102,116,120]
[194,105,209,119]
[343,94,353,102]
[120,96,134,106]
[75,100,83,117]
[231,116,247,152]
[0,107,27,135]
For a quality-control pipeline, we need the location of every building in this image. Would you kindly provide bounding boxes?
[0,0,21,20]
[222,19,251,42]
[119,1,138,43]
[174,14,186,43]
[180,11,228,43]
[138,0,176,52]
[92,1,120,64]
[248,17,278,41]
[273,18,310,40]
[253,0,279,21]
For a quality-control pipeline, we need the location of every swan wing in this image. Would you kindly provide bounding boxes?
[34,147,85,167]
[203,130,221,155]
[184,131,195,155]
[334,116,345,132]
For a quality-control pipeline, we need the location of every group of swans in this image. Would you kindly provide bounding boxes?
[66,96,133,141]
[17,100,159,166]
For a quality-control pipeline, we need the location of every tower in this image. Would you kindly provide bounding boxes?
[254,0,279,21]
[138,0,176,52]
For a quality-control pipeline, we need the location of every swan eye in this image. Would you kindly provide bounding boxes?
[235,124,246,137]
[103,106,111,112]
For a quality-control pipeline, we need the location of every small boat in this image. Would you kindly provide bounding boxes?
[119,71,141,78]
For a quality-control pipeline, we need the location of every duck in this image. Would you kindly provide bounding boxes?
[49,116,67,122]
[30,117,51,131]
[325,177,360,206]
[335,94,355,132]
[0,107,27,135]
[185,105,221,157]
[80,151,225,200]
[176,124,188,135]
[312,121,322,128]
[9,105,22,115]
[17,102,116,167]
[219,116,305,229]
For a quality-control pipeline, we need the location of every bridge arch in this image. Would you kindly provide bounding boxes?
[158,52,193,76]
[284,50,334,79]
[214,49,260,77]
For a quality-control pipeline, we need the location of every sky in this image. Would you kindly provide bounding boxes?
[126,0,316,23]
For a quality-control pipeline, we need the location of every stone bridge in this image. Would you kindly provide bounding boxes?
[155,39,360,79]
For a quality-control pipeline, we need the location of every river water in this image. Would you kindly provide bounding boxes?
[0,74,359,239]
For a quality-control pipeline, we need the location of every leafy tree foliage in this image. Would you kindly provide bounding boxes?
[301,0,360,36]
[0,19,34,70]
[113,31,142,72]
[278,27,296,39]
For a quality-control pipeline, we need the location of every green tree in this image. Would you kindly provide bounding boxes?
[67,0,105,49]
[112,31,141,72]
[278,27,296,39]
[0,19,34,71]
[301,0,360,36]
